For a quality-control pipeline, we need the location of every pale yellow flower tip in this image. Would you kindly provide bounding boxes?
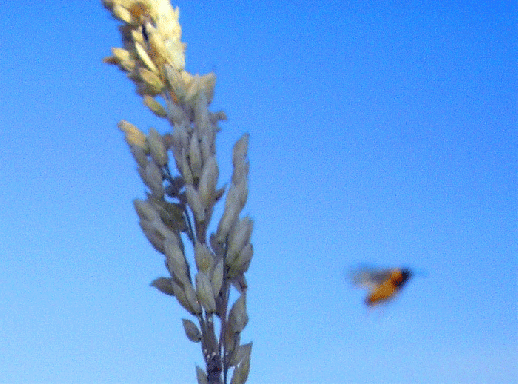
[150,0,185,67]
[110,47,137,71]
[111,47,131,62]
[135,42,158,73]
[164,39,186,71]
[112,4,132,23]
[117,120,148,151]
[164,66,188,103]
[143,95,167,117]
[103,0,186,73]
[138,68,165,95]
[103,53,136,73]
[164,67,216,106]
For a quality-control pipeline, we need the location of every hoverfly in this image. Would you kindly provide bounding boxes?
[349,266,412,306]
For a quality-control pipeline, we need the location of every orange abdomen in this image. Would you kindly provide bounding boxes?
[365,269,411,306]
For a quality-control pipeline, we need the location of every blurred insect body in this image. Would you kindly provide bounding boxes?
[349,266,412,306]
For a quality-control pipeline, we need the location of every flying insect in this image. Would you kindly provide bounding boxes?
[349,266,412,306]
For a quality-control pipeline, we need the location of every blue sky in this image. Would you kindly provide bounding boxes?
[1,1,516,383]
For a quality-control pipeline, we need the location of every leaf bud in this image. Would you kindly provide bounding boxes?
[143,95,167,118]
[112,4,132,23]
[228,243,253,277]
[164,236,190,286]
[138,219,165,254]
[235,179,248,209]
[118,120,148,151]
[233,133,249,162]
[133,199,159,222]
[210,233,225,258]
[224,329,240,366]
[150,277,175,296]
[227,217,253,266]
[130,145,149,168]
[182,318,202,343]
[232,134,249,185]
[111,47,131,63]
[210,258,224,298]
[228,294,248,334]
[147,127,168,166]
[164,65,187,103]
[135,42,158,72]
[198,156,219,207]
[200,134,214,164]
[195,242,215,274]
[232,158,249,187]
[179,149,194,185]
[138,161,164,198]
[185,185,205,222]
[138,68,165,95]
[215,185,241,242]
[188,133,203,179]
[230,350,251,384]
[171,279,197,315]
[230,342,252,368]
[195,272,216,313]
[184,281,202,315]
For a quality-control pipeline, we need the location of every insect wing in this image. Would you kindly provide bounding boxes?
[348,266,393,290]
[348,266,413,306]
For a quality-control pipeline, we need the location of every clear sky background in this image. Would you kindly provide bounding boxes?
[1,1,516,383]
